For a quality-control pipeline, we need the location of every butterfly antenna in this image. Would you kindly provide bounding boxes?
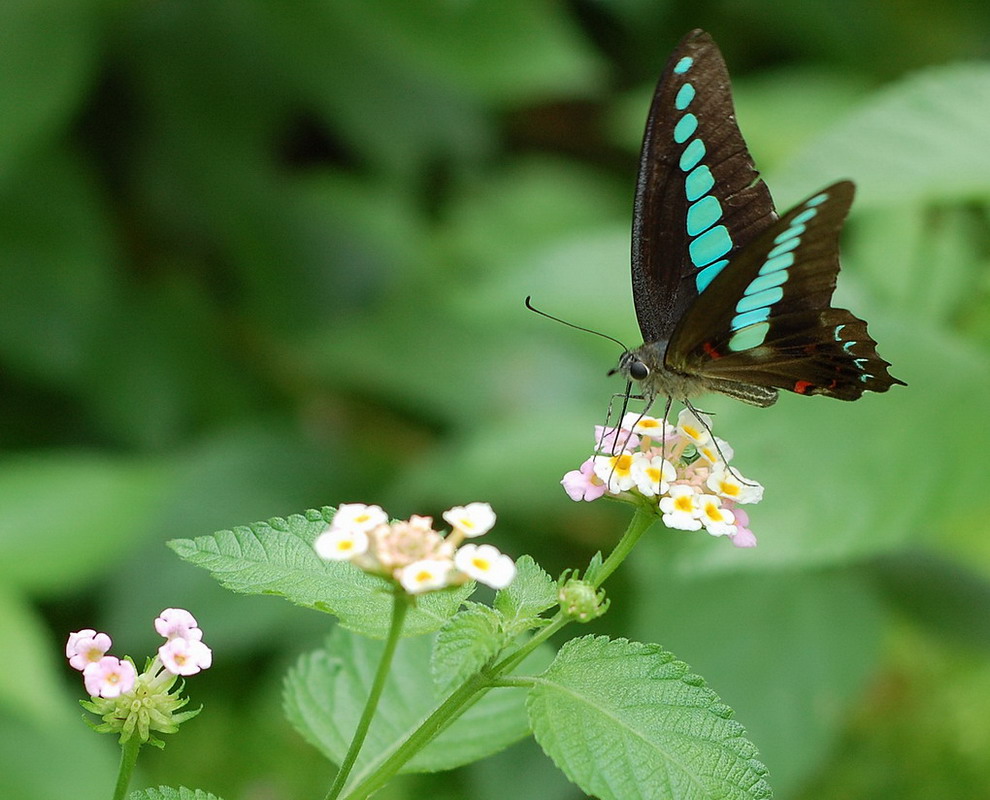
[525,296,629,351]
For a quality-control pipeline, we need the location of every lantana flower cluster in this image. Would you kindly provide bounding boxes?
[562,409,763,547]
[66,608,212,744]
[315,502,516,594]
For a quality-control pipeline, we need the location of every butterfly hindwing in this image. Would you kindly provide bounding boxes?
[632,29,777,345]
[665,181,905,400]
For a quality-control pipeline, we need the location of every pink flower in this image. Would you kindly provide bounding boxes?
[154,608,203,642]
[728,508,758,548]
[83,656,137,698]
[561,458,606,502]
[159,637,213,676]
[66,629,113,672]
[594,425,640,453]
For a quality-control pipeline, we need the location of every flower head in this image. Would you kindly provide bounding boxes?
[72,609,212,744]
[159,637,213,676]
[563,410,764,546]
[154,608,203,642]
[83,656,136,698]
[66,629,113,672]
[315,525,370,561]
[399,558,454,594]
[454,544,516,589]
[315,502,516,595]
[561,458,606,502]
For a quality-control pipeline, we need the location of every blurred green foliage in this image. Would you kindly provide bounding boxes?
[3,1,990,798]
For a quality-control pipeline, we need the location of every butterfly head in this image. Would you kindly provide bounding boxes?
[609,349,652,382]
[609,342,712,404]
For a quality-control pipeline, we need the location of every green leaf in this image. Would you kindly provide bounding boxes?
[0,0,99,176]
[528,635,772,800]
[869,550,990,648]
[128,788,223,800]
[773,64,990,207]
[0,453,168,592]
[629,566,885,795]
[168,509,471,638]
[283,628,542,779]
[494,555,557,633]
[432,604,506,693]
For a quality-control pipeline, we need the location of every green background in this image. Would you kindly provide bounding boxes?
[3,1,990,798]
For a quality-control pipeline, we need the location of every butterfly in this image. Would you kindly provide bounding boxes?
[611,29,904,408]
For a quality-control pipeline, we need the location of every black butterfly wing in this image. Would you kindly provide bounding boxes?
[632,29,777,345]
[665,181,905,400]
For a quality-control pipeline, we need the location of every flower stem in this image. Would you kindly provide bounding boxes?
[338,507,655,798]
[593,504,655,587]
[340,669,490,800]
[325,591,409,800]
[111,734,141,800]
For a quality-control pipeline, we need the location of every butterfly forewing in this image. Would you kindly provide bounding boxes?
[665,181,905,400]
[632,29,777,345]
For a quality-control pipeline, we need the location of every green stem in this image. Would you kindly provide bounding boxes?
[491,506,655,677]
[340,669,490,800]
[325,591,409,800]
[592,504,655,587]
[340,507,657,798]
[111,734,141,800]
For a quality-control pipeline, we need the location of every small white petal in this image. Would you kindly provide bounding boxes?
[442,502,497,537]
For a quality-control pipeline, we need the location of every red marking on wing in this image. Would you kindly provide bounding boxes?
[703,342,722,359]
[793,380,814,394]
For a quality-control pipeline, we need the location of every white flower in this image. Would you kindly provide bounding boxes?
[592,452,636,493]
[676,408,713,446]
[442,502,496,538]
[314,525,370,561]
[83,656,137,698]
[631,452,676,496]
[621,412,668,440]
[706,464,764,504]
[696,437,734,465]
[697,494,737,537]
[159,636,213,676]
[454,544,516,589]
[331,503,389,533]
[398,558,454,594]
[658,485,703,530]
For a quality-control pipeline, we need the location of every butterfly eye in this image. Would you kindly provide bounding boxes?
[629,360,650,381]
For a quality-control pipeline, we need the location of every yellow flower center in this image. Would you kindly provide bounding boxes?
[682,424,700,440]
[646,467,662,483]
[613,454,633,475]
[338,540,354,552]
[674,495,694,512]
[471,557,491,571]
[414,570,432,583]
[720,481,739,498]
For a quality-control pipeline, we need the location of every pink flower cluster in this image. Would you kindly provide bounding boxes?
[66,608,213,699]
[561,410,763,547]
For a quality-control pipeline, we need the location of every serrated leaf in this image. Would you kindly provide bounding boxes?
[283,628,547,780]
[528,635,772,800]
[432,605,506,693]
[168,509,471,638]
[773,64,990,207]
[128,788,223,800]
[494,555,557,632]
